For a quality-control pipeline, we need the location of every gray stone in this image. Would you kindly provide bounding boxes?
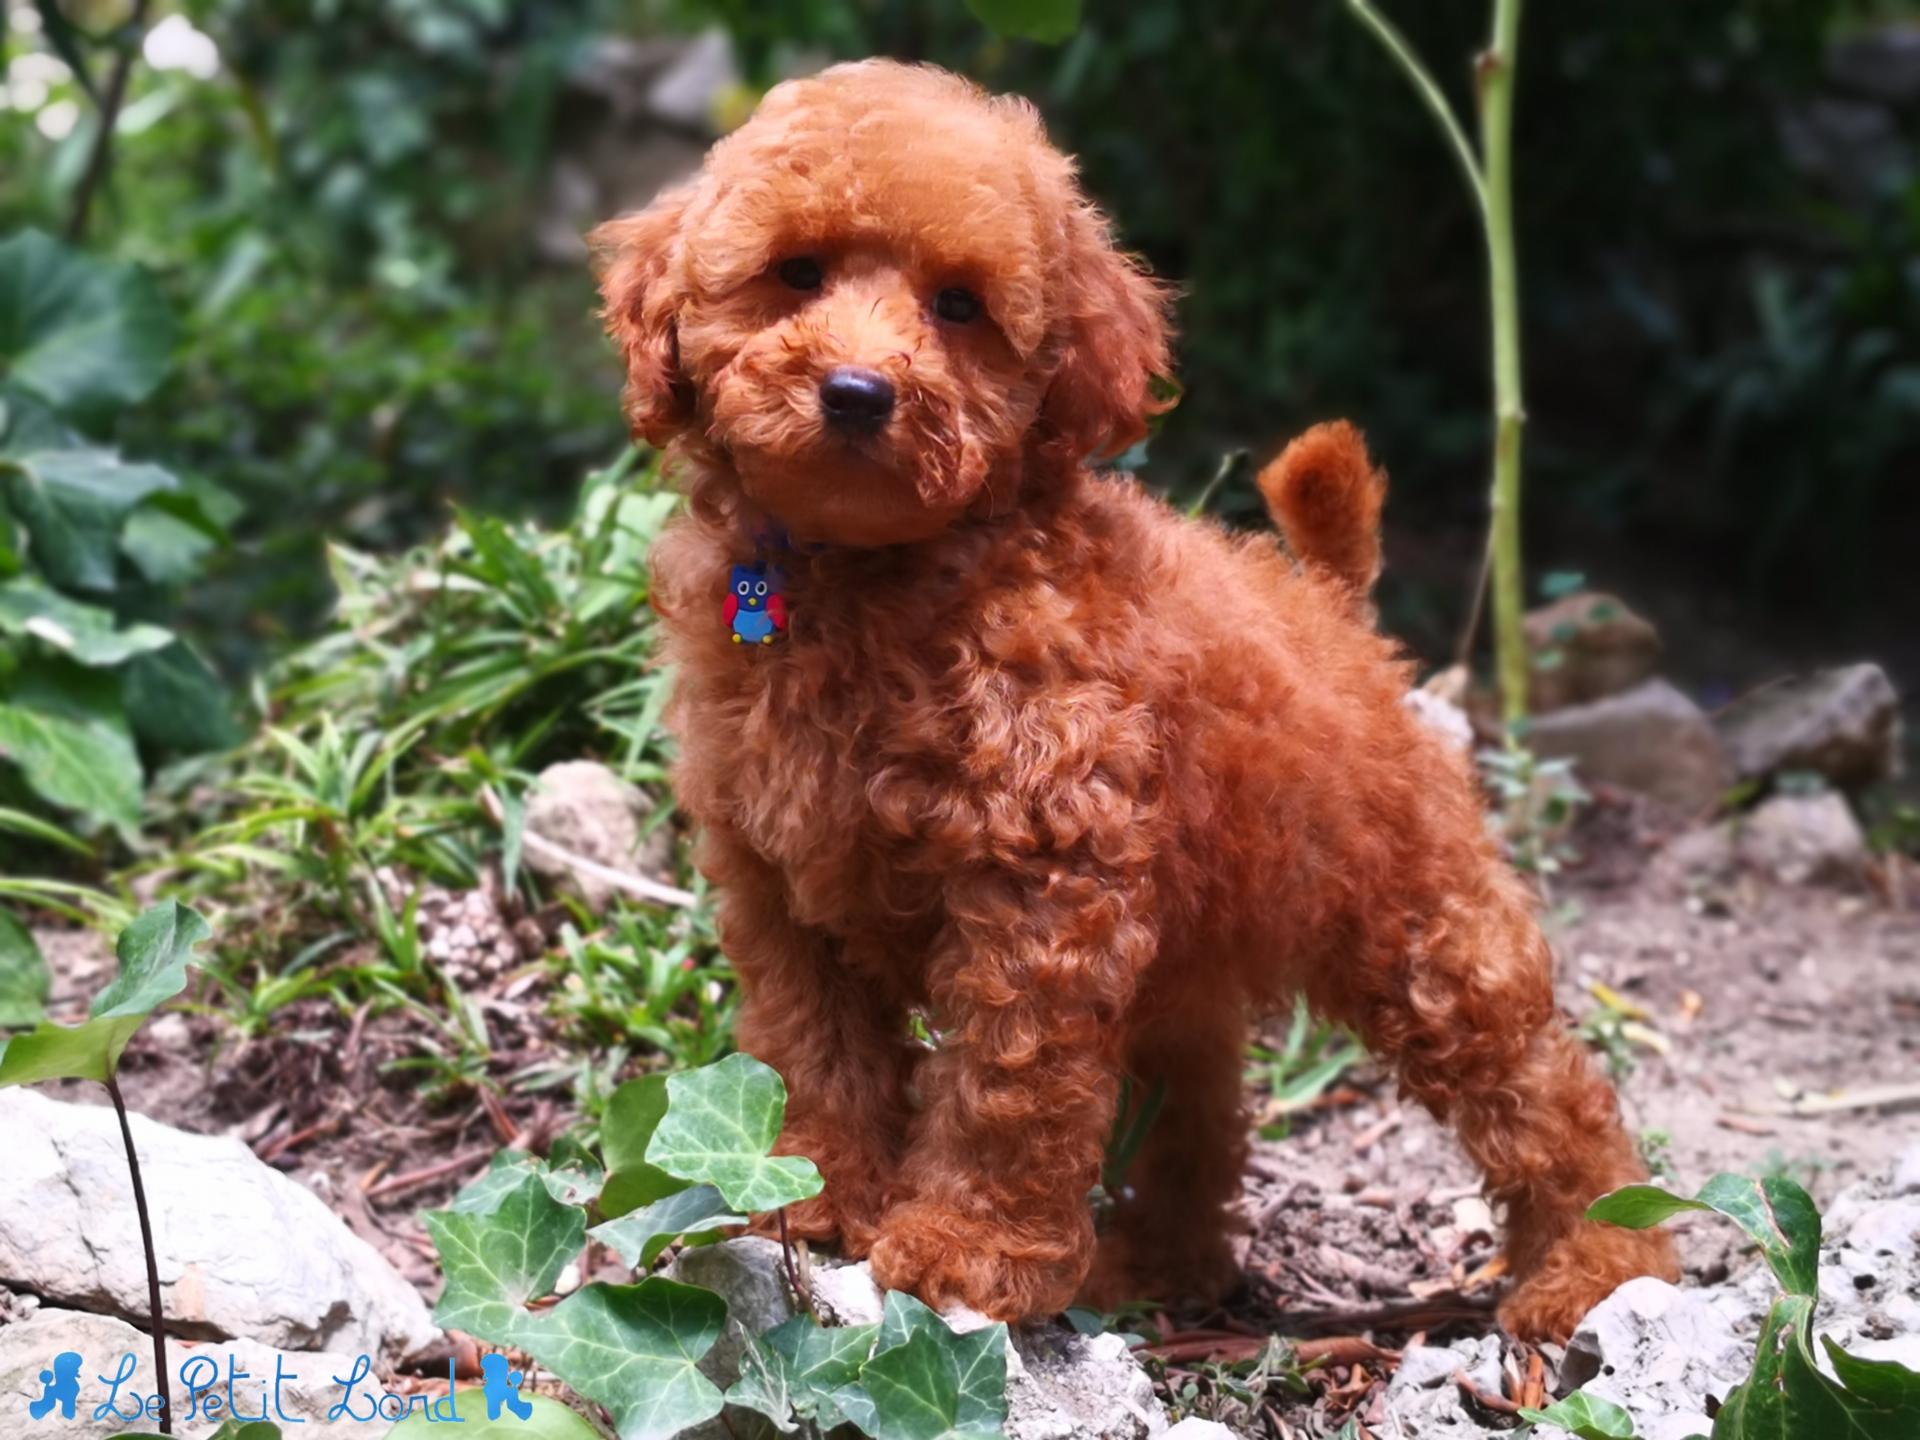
[648,28,740,132]
[0,1307,381,1438]
[1528,679,1732,814]
[1829,25,1920,105]
[668,1237,791,1393]
[1714,663,1902,790]
[1524,591,1662,714]
[524,759,668,911]
[0,1089,436,1362]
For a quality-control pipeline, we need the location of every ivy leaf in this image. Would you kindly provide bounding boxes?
[838,1294,1008,1440]
[0,230,176,415]
[590,1183,748,1268]
[858,1326,1006,1440]
[1708,1294,1920,1439]
[1518,1388,1637,1437]
[0,900,209,1086]
[389,1393,604,1439]
[730,1315,879,1433]
[449,1150,546,1216]
[518,1278,726,1440]
[645,1052,824,1213]
[0,909,50,1028]
[964,0,1080,44]
[600,1072,686,1218]
[543,1133,607,1208]
[0,657,142,829]
[424,1169,585,1347]
[1589,1173,1820,1297]
[1,448,179,592]
[0,578,174,666]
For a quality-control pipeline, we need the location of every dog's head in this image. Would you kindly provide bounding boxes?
[592,60,1172,547]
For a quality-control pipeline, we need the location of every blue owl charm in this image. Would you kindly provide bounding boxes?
[725,564,787,645]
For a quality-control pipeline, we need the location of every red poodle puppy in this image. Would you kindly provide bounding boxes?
[592,59,1676,1340]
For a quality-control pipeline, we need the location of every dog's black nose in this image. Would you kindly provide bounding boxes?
[819,366,895,427]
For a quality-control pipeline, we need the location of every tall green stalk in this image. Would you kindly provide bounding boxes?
[1346,0,1530,728]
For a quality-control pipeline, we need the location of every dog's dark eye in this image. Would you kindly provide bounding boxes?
[935,287,982,324]
[777,257,823,291]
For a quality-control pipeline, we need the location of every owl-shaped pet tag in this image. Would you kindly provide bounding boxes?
[725,564,787,645]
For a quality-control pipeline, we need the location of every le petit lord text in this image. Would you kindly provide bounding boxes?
[25,1350,509,1427]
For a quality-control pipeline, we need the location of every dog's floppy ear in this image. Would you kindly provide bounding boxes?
[1038,198,1175,467]
[590,184,696,445]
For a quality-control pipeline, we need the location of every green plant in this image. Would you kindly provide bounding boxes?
[0,899,214,1437]
[1573,982,1666,1083]
[1537,1172,1920,1438]
[160,447,690,1009]
[1245,997,1364,1140]
[420,1052,1014,1440]
[1342,0,1528,725]
[0,229,238,847]
[1478,742,1587,883]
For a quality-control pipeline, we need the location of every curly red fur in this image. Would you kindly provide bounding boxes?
[1259,419,1387,605]
[594,59,1675,1342]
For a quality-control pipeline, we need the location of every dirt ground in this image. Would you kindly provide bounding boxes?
[25,792,1920,1434]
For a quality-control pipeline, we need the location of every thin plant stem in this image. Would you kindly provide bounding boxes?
[1347,0,1530,729]
[775,1207,818,1322]
[66,0,154,242]
[105,1075,172,1435]
[1343,0,1487,214]
[1481,0,1529,729]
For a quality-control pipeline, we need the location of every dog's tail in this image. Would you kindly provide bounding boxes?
[1256,420,1387,607]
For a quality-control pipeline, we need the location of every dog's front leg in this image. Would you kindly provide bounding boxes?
[868,859,1156,1321]
[702,830,912,1255]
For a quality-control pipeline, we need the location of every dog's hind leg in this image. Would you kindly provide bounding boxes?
[1303,868,1678,1342]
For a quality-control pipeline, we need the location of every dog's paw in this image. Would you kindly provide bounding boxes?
[1497,1223,1680,1342]
[868,1201,1091,1322]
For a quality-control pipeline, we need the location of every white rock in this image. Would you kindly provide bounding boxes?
[1561,1277,1748,1437]
[0,1090,436,1362]
[1839,1196,1920,1258]
[810,1260,885,1326]
[1007,1327,1164,1440]
[524,759,663,911]
[1893,1144,1920,1198]
[0,1307,384,1438]
[1162,1420,1235,1440]
[1737,792,1870,887]
[1405,688,1473,753]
